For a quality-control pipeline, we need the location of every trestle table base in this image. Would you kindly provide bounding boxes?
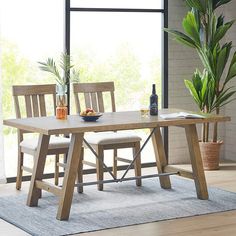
[24,124,209,220]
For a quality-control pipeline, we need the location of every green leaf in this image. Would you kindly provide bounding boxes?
[174,37,196,48]
[216,15,224,28]
[225,52,236,84]
[164,28,197,48]
[214,20,235,45]
[201,70,209,102]
[197,49,215,77]
[211,15,217,43]
[214,90,236,109]
[217,98,236,110]
[182,12,201,47]
[192,69,202,93]
[38,52,80,86]
[216,44,231,81]
[184,79,201,106]
[217,86,235,101]
[207,79,216,112]
[213,0,232,10]
[186,0,206,13]
[206,49,216,75]
[38,58,62,83]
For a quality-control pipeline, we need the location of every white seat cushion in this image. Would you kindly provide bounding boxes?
[84,131,141,145]
[20,136,70,152]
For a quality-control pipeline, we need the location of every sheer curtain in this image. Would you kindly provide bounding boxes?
[0,25,6,184]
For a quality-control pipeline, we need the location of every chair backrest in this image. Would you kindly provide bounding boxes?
[12,84,56,119]
[73,82,116,113]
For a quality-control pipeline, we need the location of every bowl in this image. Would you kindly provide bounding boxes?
[80,113,103,122]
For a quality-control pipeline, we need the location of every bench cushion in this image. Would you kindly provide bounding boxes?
[84,131,141,145]
[20,136,70,151]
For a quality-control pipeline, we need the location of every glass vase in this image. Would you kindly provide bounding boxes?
[56,84,68,120]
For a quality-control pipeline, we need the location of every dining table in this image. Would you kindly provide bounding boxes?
[3,109,230,220]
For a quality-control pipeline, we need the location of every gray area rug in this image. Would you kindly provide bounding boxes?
[1,176,236,236]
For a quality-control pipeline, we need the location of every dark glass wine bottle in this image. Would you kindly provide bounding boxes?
[149,84,158,116]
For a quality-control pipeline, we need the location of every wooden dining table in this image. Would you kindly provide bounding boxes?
[4,109,230,220]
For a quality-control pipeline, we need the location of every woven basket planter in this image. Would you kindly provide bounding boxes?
[199,141,223,170]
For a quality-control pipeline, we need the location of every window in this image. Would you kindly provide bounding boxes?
[70,12,163,113]
[0,0,64,177]
[68,1,166,165]
[1,0,167,179]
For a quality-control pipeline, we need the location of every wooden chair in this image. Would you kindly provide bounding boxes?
[73,82,142,191]
[12,84,70,190]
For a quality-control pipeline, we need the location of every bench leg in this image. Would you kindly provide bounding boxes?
[16,151,24,190]
[77,147,84,193]
[151,127,171,189]
[27,134,50,206]
[57,133,84,220]
[185,124,208,200]
[133,142,142,186]
[96,146,104,191]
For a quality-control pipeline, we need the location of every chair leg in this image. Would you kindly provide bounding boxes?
[96,146,104,191]
[133,142,142,186]
[54,154,59,186]
[77,147,84,193]
[113,148,117,178]
[16,151,24,190]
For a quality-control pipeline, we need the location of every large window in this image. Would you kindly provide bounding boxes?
[1,0,167,179]
[68,1,166,166]
[70,12,163,112]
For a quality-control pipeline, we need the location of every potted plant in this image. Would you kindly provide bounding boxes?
[165,0,236,170]
[38,53,79,119]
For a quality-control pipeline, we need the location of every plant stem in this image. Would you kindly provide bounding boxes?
[202,106,209,142]
[201,123,205,142]
[206,123,209,142]
[213,107,219,142]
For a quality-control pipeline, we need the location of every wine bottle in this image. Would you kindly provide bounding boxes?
[149,84,158,116]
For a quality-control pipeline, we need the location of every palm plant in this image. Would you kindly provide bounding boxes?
[165,0,236,142]
[38,53,80,87]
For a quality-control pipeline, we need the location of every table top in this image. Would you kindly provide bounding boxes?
[4,109,230,135]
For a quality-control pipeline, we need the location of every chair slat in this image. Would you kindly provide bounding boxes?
[84,93,91,108]
[111,91,116,112]
[73,82,116,112]
[13,96,21,118]
[25,95,32,117]
[74,93,81,113]
[91,93,98,111]
[39,94,47,116]
[32,95,39,117]
[97,92,105,112]
[52,94,57,115]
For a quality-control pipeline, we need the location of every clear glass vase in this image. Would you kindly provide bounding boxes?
[56,84,68,120]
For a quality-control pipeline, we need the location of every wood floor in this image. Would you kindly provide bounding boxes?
[1,163,236,236]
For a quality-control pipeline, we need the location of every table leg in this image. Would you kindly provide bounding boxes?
[57,133,84,220]
[27,134,50,206]
[185,124,208,200]
[151,126,171,189]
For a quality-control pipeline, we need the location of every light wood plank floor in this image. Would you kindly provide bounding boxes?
[1,163,236,236]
